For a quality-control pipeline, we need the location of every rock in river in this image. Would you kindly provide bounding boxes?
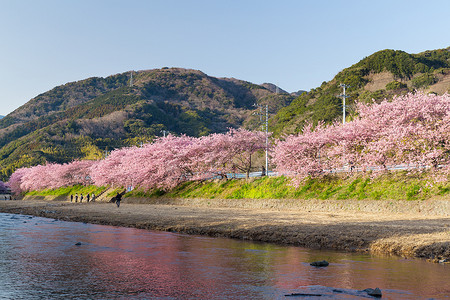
[310,260,329,267]
[363,287,382,298]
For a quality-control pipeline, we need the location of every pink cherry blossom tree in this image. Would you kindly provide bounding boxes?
[131,134,197,190]
[88,129,268,190]
[53,160,96,187]
[89,147,133,187]
[272,122,333,181]
[89,135,198,190]
[273,92,450,185]
[224,128,268,178]
[8,167,28,194]
[9,160,96,193]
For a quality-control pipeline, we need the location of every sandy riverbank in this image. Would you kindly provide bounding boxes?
[0,198,449,261]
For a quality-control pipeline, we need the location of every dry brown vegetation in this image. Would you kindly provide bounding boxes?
[364,72,396,92]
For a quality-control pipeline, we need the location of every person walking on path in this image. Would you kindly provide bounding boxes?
[70,194,73,202]
[91,193,95,202]
[111,190,125,208]
[115,192,123,208]
[80,194,84,203]
[86,194,90,202]
[75,193,78,203]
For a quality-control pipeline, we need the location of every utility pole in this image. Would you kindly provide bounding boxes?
[253,103,269,176]
[161,130,168,137]
[130,71,133,87]
[339,84,350,124]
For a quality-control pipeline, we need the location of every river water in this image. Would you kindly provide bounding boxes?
[0,212,448,299]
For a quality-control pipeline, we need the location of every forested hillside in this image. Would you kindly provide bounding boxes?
[271,47,450,136]
[0,68,293,180]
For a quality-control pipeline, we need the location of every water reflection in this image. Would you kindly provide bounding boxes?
[0,213,448,299]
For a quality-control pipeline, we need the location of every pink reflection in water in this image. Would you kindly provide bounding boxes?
[3,214,450,299]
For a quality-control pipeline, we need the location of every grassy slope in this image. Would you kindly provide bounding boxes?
[25,185,108,198]
[160,172,450,201]
[26,171,450,201]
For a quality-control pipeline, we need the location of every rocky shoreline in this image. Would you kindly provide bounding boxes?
[0,198,449,262]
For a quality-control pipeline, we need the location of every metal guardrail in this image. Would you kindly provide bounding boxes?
[326,164,437,174]
[227,171,278,178]
[230,164,440,178]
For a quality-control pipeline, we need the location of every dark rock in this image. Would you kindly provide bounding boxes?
[363,288,382,298]
[75,242,82,246]
[310,260,329,267]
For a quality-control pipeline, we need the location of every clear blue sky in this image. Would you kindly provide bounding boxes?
[1,0,449,116]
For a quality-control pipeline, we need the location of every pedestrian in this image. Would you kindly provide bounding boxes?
[80,193,83,203]
[91,193,95,202]
[70,194,73,202]
[86,194,90,202]
[75,193,78,203]
[114,190,125,208]
[116,193,122,208]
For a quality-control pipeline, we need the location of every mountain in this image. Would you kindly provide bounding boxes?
[1,47,449,181]
[290,90,307,97]
[271,47,450,136]
[0,68,294,180]
[260,83,288,94]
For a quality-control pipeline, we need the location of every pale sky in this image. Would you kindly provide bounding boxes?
[1,0,449,116]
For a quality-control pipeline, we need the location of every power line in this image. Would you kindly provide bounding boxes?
[339,84,350,124]
[253,103,269,175]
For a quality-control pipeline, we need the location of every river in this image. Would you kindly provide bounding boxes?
[0,212,448,299]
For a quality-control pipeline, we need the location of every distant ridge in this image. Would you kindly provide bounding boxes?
[290,90,307,97]
[261,83,288,94]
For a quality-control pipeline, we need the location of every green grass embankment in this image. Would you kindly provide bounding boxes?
[23,171,450,201]
[24,185,108,201]
[127,171,450,201]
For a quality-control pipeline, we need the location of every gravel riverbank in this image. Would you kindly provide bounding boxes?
[0,198,449,261]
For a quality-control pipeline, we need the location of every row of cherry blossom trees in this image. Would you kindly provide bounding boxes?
[9,128,267,194]
[272,92,450,185]
[9,92,450,194]
[9,160,96,193]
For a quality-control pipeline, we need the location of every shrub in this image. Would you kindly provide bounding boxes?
[411,73,437,89]
[385,81,407,90]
